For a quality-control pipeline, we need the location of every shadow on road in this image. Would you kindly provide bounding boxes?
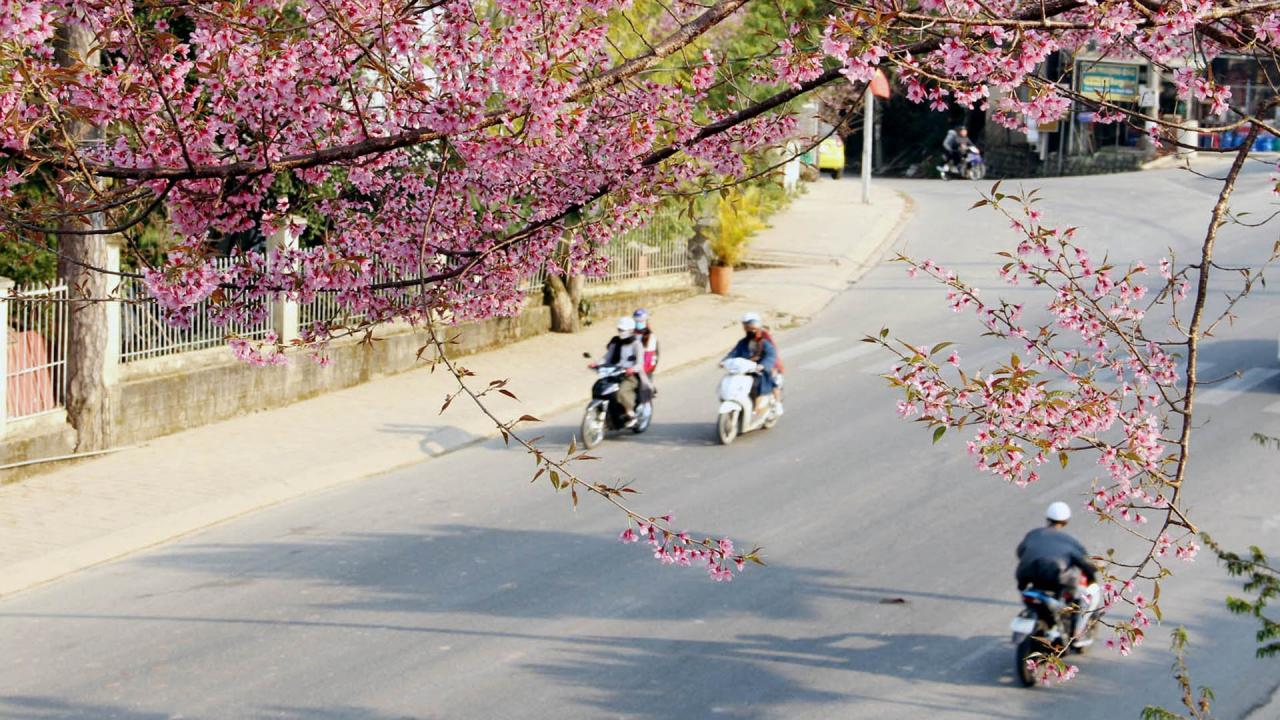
[512,420,727,449]
[0,697,173,720]
[0,696,433,720]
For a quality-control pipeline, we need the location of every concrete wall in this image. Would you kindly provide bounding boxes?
[107,283,697,448]
[0,413,77,480]
[985,146,1149,178]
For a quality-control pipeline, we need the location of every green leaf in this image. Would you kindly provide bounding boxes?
[1059,452,1069,469]
[932,426,946,444]
[930,341,954,356]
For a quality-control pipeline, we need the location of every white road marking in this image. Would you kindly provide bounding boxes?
[779,335,840,359]
[1195,367,1280,406]
[799,343,880,370]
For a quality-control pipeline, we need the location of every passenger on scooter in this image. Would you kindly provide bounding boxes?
[758,323,785,414]
[724,312,778,417]
[633,309,659,376]
[590,317,651,427]
[1016,501,1098,646]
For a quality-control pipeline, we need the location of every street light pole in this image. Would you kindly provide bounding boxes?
[861,85,873,204]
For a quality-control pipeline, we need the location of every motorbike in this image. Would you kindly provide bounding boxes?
[716,357,782,445]
[939,146,987,181]
[580,363,653,449]
[1010,582,1103,687]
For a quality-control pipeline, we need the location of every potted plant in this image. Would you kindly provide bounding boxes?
[708,187,764,295]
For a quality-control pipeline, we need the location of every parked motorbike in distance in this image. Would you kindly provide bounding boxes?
[939,146,987,181]
[716,357,781,445]
[1010,582,1102,687]
[580,356,652,449]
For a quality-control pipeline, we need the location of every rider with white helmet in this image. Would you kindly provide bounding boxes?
[723,312,781,416]
[590,317,651,426]
[1015,501,1098,645]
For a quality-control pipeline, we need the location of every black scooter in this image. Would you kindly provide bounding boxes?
[580,362,653,448]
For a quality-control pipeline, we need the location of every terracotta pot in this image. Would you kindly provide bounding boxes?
[709,264,733,295]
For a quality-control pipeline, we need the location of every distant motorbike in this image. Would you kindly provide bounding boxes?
[716,357,781,445]
[1010,582,1102,687]
[580,364,652,449]
[939,146,987,181]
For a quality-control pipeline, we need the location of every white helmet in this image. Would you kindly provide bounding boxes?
[1046,501,1071,523]
[741,312,762,327]
[616,317,636,335]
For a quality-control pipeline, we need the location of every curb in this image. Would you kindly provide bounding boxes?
[0,190,914,600]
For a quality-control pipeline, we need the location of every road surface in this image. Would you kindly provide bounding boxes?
[2,166,1279,719]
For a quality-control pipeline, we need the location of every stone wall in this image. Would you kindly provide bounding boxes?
[108,283,696,447]
[984,145,1149,179]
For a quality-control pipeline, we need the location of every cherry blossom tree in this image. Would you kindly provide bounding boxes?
[6,0,1280,705]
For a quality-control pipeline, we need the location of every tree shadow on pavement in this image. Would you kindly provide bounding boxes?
[135,525,857,621]
[0,696,174,720]
[1197,338,1278,380]
[0,620,1041,720]
[0,696,434,720]
[376,423,485,457]
[517,629,1032,719]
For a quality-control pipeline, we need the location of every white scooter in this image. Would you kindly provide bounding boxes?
[1010,582,1103,687]
[716,357,781,445]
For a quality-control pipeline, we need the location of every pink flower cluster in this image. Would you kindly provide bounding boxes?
[619,518,747,582]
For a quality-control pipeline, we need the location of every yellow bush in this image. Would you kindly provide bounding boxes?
[711,187,766,268]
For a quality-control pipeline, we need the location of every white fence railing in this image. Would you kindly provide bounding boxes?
[121,258,272,363]
[525,207,692,293]
[6,283,69,420]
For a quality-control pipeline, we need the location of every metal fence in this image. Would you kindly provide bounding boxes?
[589,207,690,284]
[298,265,413,331]
[523,207,691,292]
[299,289,365,330]
[26,210,691,372]
[121,258,273,363]
[6,283,69,419]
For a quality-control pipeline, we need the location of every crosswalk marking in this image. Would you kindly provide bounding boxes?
[779,336,839,360]
[799,343,880,371]
[1195,367,1280,406]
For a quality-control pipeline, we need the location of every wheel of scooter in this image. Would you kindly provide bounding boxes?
[762,408,780,429]
[1015,634,1039,687]
[717,410,739,445]
[633,402,652,434]
[580,408,605,449]
[967,163,986,181]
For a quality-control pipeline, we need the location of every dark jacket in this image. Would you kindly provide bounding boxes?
[600,335,651,388]
[1015,526,1096,584]
[725,334,778,395]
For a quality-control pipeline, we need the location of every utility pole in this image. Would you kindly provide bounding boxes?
[861,86,873,204]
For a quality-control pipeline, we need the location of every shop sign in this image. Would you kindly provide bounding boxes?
[1079,62,1140,102]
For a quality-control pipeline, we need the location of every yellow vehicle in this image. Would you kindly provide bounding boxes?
[817,136,845,179]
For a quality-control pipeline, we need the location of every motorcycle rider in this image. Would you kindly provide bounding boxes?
[1016,501,1098,646]
[940,126,970,174]
[590,317,651,427]
[724,312,779,417]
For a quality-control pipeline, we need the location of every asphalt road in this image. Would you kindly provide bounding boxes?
[3,166,1280,719]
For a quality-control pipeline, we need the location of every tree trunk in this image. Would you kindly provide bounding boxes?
[56,22,112,452]
[547,273,583,333]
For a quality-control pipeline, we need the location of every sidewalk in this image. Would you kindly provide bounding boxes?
[0,181,910,598]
